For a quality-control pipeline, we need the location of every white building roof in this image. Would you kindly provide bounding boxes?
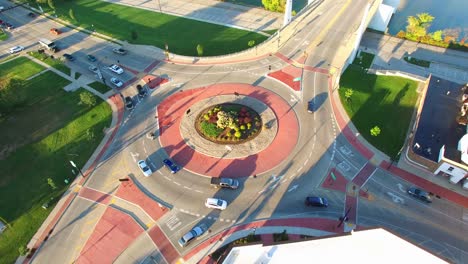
[222,228,447,264]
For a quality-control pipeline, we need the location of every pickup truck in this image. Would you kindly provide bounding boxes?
[210,178,239,189]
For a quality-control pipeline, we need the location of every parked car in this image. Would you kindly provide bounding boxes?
[138,160,152,177]
[88,65,99,73]
[178,226,204,247]
[305,196,328,207]
[27,12,36,18]
[5,23,13,30]
[307,100,315,113]
[163,158,180,174]
[63,53,75,61]
[87,54,97,62]
[108,64,124,74]
[50,28,61,35]
[9,45,24,54]
[205,198,227,210]
[110,77,123,88]
[125,96,133,110]
[407,187,432,203]
[112,47,127,55]
[136,84,147,97]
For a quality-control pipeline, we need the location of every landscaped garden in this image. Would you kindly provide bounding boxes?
[338,65,419,158]
[33,0,268,56]
[196,103,262,144]
[0,57,112,264]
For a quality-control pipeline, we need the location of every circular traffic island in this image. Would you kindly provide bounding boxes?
[195,103,262,144]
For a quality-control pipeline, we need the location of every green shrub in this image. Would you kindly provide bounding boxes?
[234,131,241,138]
[200,121,223,137]
[203,114,210,120]
[240,125,246,130]
[247,123,252,129]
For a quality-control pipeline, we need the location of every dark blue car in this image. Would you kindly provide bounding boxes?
[163,158,180,174]
[305,196,328,207]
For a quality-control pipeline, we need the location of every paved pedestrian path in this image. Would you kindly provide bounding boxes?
[103,0,282,32]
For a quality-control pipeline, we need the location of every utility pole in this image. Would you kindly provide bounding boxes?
[69,160,85,178]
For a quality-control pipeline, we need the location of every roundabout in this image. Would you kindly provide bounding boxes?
[157,83,299,178]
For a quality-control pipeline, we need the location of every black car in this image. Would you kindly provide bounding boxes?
[307,100,315,113]
[305,196,328,207]
[63,54,75,61]
[407,187,432,203]
[163,158,180,174]
[87,54,97,62]
[125,96,134,110]
[27,12,36,18]
[136,84,147,97]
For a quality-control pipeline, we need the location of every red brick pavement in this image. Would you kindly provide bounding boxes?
[157,83,299,178]
[352,162,376,187]
[78,187,111,205]
[147,225,180,264]
[115,178,168,221]
[268,69,301,91]
[380,161,468,207]
[344,195,358,224]
[144,75,169,89]
[322,169,348,192]
[76,207,144,264]
[144,60,162,73]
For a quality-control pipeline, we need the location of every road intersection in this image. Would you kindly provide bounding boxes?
[1,0,466,263]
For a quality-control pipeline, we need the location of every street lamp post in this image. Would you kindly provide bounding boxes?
[69,160,85,178]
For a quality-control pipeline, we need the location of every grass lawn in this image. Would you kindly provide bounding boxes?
[0,61,112,263]
[404,56,431,68]
[88,81,111,94]
[338,66,419,157]
[0,30,7,41]
[28,51,71,76]
[38,0,268,56]
[0,57,45,79]
[352,51,375,69]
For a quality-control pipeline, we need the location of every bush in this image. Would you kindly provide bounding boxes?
[203,114,210,120]
[200,121,223,137]
[234,131,241,138]
[79,91,96,107]
[240,125,246,130]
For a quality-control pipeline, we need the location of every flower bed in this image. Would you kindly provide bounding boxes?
[195,103,262,144]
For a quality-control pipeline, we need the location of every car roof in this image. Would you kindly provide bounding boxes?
[206,198,219,205]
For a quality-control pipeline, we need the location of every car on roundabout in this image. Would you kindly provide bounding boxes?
[137,160,152,177]
[125,96,134,110]
[205,198,227,210]
[307,100,315,113]
[305,196,328,207]
[178,226,204,247]
[163,158,180,174]
[110,77,123,88]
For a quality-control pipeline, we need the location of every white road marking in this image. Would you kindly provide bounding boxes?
[129,151,140,162]
[386,192,405,204]
[195,190,203,193]
[397,183,406,193]
[163,175,170,180]
[183,186,192,190]
[173,182,181,186]
[288,185,299,192]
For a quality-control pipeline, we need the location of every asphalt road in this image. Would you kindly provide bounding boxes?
[1,0,466,263]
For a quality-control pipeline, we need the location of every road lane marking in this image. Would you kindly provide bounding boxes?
[173,181,181,186]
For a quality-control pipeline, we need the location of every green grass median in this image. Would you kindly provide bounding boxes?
[338,66,419,157]
[40,0,268,56]
[0,57,112,264]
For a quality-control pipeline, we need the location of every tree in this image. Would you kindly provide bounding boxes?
[248,40,255,48]
[196,44,203,56]
[405,13,434,40]
[47,0,55,10]
[47,178,57,190]
[80,91,96,107]
[69,8,76,21]
[370,126,381,137]
[344,88,353,102]
[431,30,443,42]
[262,0,286,12]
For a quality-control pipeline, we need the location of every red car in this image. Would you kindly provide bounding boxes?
[50,28,61,35]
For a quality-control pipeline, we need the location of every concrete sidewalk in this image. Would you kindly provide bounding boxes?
[103,0,282,32]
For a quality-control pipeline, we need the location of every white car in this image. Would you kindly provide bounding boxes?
[110,77,123,88]
[9,45,24,54]
[204,198,227,210]
[88,65,99,73]
[138,160,152,177]
[108,64,124,74]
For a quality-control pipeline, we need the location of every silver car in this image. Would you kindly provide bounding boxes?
[110,77,123,88]
[178,226,203,247]
[9,45,24,54]
[108,64,124,74]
